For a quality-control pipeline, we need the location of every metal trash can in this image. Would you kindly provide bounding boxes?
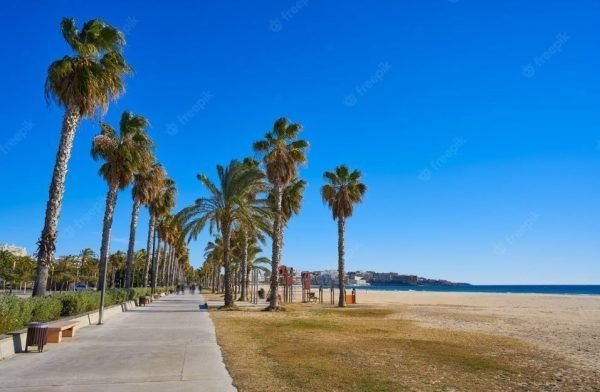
[26,322,48,353]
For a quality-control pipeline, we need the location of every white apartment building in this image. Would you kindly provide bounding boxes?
[0,243,28,257]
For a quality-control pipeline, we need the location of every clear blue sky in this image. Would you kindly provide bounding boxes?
[1,1,599,284]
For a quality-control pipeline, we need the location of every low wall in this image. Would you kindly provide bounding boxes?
[0,300,137,360]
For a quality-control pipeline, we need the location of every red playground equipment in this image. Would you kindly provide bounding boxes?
[277,265,294,303]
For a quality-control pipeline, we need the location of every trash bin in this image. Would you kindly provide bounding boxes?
[26,322,48,353]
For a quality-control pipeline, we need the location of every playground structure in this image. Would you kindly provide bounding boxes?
[278,265,294,303]
[247,268,357,305]
[301,271,357,304]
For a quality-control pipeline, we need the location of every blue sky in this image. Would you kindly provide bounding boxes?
[1,1,599,284]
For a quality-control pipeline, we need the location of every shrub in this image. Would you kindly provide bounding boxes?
[54,292,100,316]
[29,296,62,322]
[0,296,33,335]
[0,289,138,335]
[127,287,151,300]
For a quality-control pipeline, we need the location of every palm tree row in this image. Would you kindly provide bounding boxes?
[183,116,367,309]
[33,17,366,312]
[32,18,190,313]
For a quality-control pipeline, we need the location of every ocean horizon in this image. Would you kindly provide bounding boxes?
[350,285,600,295]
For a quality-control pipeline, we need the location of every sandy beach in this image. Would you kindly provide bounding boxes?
[353,289,600,373]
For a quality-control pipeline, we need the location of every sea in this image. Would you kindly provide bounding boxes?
[349,285,600,295]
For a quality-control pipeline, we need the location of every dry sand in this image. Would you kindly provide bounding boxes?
[352,289,600,373]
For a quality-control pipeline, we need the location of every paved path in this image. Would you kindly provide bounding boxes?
[0,294,236,391]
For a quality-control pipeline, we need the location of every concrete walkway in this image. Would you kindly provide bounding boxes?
[0,294,236,392]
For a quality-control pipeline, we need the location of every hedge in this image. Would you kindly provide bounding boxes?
[0,286,174,335]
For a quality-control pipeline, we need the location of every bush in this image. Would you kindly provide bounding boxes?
[0,296,33,335]
[53,292,99,316]
[0,288,161,335]
[29,296,62,322]
[127,287,151,300]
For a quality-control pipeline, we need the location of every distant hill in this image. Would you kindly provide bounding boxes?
[369,274,470,286]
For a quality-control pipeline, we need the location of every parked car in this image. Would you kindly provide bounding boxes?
[74,283,96,292]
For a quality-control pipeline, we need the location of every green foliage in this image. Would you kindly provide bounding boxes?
[53,292,100,316]
[0,286,175,335]
[0,296,33,334]
[127,287,151,300]
[29,296,63,322]
[0,251,36,284]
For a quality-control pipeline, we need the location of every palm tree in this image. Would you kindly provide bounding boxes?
[125,162,161,288]
[150,178,176,292]
[92,112,153,323]
[237,158,271,301]
[178,160,268,307]
[109,251,126,288]
[76,248,96,285]
[244,238,270,299]
[204,238,224,292]
[253,118,308,309]
[321,165,367,307]
[141,165,167,287]
[268,177,306,224]
[132,249,147,287]
[33,18,131,297]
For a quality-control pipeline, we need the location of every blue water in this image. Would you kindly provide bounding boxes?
[349,285,600,295]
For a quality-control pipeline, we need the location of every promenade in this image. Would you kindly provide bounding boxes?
[0,293,236,391]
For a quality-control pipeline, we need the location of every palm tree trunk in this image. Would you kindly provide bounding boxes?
[337,216,346,307]
[151,230,160,292]
[98,183,119,324]
[160,243,168,286]
[143,214,155,287]
[111,261,116,288]
[165,247,172,286]
[211,262,216,293]
[239,230,248,301]
[125,199,140,288]
[268,184,284,309]
[170,249,176,286]
[222,224,234,307]
[246,267,251,300]
[33,107,81,297]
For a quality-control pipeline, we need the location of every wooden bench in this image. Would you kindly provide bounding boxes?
[307,292,318,302]
[47,320,80,343]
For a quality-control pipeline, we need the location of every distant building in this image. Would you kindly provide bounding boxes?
[370,273,418,285]
[0,243,27,257]
[348,276,369,286]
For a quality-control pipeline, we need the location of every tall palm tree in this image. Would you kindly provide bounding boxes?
[125,162,161,288]
[109,250,126,288]
[92,112,153,323]
[253,118,308,309]
[204,238,224,292]
[321,165,366,307]
[268,177,306,224]
[178,160,268,307]
[237,158,271,301]
[150,178,176,292]
[33,18,131,297]
[76,248,96,285]
[141,165,167,287]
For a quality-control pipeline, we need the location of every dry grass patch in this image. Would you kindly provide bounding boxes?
[210,304,599,391]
